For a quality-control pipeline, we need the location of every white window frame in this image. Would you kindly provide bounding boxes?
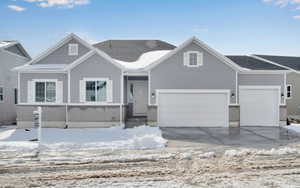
[33,79,58,104]
[286,84,292,99]
[0,86,3,103]
[68,43,79,56]
[83,78,109,103]
[185,51,203,67]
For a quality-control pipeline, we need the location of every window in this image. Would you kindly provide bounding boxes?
[35,81,56,103]
[0,87,3,102]
[287,84,292,99]
[14,88,17,104]
[68,43,78,56]
[184,51,203,67]
[85,80,107,102]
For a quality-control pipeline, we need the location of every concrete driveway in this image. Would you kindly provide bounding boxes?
[160,127,300,149]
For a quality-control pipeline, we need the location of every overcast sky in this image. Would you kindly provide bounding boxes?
[1,0,300,57]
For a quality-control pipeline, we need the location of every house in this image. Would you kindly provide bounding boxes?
[251,55,300,119]
[0,41,31,125]
[13,33,289,128]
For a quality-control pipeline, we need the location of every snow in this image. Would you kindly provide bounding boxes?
[199,152,216,159]
[0,126,167,152]
[114,50,171,70]
[224,147,298,158]
[285,124,300,133]
[0,129,15,140]
[0,41,14,48]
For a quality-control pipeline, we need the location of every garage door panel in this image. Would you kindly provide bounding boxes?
[158,91,229,127]
[240,87,280,126]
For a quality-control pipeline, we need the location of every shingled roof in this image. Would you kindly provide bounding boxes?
[254,55,300,71]
[226,55,287,70]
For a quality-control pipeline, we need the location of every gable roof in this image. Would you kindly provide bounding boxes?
[0,41,31,59]
[144,37,247,71]
[25,33,94,65]
[93,40,176,62]
[227,55,287,70]
[253,55,300,72]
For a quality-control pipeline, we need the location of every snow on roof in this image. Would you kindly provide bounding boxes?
[0,41,16,48]
[114,50,171,70]
[13,64,68,72]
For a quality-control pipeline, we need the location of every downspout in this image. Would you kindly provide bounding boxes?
[120,71,124,126]
[66,70,70,126]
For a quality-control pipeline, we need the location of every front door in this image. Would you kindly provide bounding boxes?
[132,81,148,116]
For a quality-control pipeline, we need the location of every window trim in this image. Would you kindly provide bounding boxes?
[33,79,58,104]
[0,86,3,103]
[185,51,203,67]
[286,84,292,99]
[83,78,109,103]
[68,43,79,56]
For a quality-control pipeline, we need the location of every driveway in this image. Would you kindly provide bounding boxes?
[160,127,300,150]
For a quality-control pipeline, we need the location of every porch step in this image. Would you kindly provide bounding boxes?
[125,117,147,128]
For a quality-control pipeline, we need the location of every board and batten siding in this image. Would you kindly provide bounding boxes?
[19,73,68,103]
[150,42,237,104]
[35,39,90,65]
[70,53,122,103]
[238,73,285,104]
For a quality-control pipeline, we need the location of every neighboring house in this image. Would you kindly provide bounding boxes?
[13,33,289,128]
[0,41,31,124]
[251,55,300,118]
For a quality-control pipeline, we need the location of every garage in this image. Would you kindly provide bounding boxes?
[239,86,280,126]
[157,90,230,127]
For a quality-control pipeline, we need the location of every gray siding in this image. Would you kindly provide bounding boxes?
[6,44,27,58]
[36,38,90,65]
[17,105,66,121]
[20,73,68,103]
[287,72,300,115]
[150,42,237,104]
[238,73,285,104]
[0,50,29,123]
[70,53,122,103]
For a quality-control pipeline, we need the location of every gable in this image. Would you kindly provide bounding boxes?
[151,41,236,74]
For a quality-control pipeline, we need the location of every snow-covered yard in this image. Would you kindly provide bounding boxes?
[285,124,300,133]
[0,126,167,152]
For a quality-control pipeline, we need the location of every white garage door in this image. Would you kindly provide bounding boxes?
[239,86,280,126]
[157,90,229,127]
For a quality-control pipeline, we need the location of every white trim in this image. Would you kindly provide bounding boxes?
[67,70,71,103]
[286,84,292,100]
[284,72,287,104]
[185,51,203,67]
[156,89,230,127]
[235,71,238,104]
[68,103,121,106]
[251,55,299,73]
[120,71,124,125]
[32,79,58,104]
[18,103,66,106]
[82,77,110,103]
[68,43,78,56]
[239,70,289,74]
[148,70,151,105]
[145,36,245,71]
[17,72,20,104]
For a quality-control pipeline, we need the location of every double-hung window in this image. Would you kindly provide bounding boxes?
[85,79,107,102]
[286,84,292,99]
[35,81,56,103]
[0,87,3,102]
